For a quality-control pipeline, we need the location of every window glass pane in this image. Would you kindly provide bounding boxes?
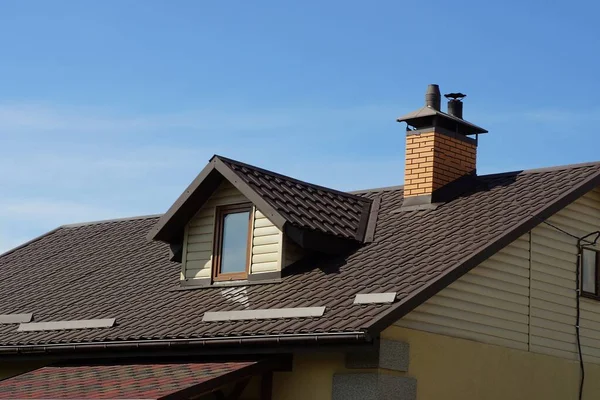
[582,249,597,294]
[220,211,250,274]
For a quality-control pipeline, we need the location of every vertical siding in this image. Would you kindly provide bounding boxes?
[183,180,288,282]
[395,187,600,364]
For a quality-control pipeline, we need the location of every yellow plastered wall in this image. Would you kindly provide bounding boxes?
[383,326,600,400]
[272,353,375,400]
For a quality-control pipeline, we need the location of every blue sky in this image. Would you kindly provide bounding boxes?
[1,0,600,252]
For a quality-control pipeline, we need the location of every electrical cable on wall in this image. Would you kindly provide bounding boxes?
[542,221,600,400]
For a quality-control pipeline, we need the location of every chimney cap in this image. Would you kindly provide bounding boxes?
[444,92,466,101]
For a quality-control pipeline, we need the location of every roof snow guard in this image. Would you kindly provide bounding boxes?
[148,155,373,250]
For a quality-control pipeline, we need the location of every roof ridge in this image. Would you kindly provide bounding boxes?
[479,160,600,178]
[61,214,163,228]
[214,155,371,203]
[349,184,404,195]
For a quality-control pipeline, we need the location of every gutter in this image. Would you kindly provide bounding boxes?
[0,332,370,356]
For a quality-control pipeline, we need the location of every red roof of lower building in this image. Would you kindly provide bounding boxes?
[0,361,266,399]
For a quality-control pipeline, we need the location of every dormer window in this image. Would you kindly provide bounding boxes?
[213,204,253,281]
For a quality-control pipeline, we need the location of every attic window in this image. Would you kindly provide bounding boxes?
[582,248,599,297]
[213,203,253,281]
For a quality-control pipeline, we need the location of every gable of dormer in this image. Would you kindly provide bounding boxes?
[181,180,305,286]
[149,155,371,287]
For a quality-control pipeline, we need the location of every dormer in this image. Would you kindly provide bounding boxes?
[148,155,374,287]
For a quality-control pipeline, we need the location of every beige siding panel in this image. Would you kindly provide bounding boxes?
[415,303,528,333]
[252,244,280,255]
[437,287,529,314]
[397,238,530,350]
[469,265,529,287]
[528,189,600,364]
[532,307,575,325]
[189,216,214,228]
[530,299,574,318]
[426,296,529,324]
[188,225,214,236]
[185,260,212,271]
[251,262,279,273]
[531,261,575,281]
[186,242,212,252]
[254,226,280,237]
[580,298,600,314]
[529,344,577,361]
[395,320,528,351]
[254,218,274,228]
[186,250,212,261]
[182,181,248,282]
[530,279,575,300]
[397,312,528,344]
[450,280,529,305]
[250,209,282,275]
[253,235,280,246]
[187,234,213,244]
[185,267,211,279]
[252,253,279,264]
[182,180,293,281]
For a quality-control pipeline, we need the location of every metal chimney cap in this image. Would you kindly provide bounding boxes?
[444,92,466,101]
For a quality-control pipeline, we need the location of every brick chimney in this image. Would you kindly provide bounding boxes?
[397,84,487,206]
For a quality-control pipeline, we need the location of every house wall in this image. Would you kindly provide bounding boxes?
[182,180,304,283]
[272,353,366,400]
[395,187,600,364]
[382,326,600,400]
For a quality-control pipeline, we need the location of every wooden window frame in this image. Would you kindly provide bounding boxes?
[581,247,600,300]
[212,203,253,282]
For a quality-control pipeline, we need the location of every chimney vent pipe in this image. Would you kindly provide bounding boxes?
[445,92,466,119]
[425,84,441,111]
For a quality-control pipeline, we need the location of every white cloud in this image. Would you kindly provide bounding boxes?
[0,231,31,255]
[0,102,400,137]
[0,199,129,226]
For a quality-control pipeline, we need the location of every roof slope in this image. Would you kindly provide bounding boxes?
[0,361,264,399]
[219,156,371,240]
[1,161,600,347]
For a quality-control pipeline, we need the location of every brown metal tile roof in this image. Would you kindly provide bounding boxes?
[149,155,372,244]
[1,161,600,348]
[219,156,371,240]
[0,361,264,399]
